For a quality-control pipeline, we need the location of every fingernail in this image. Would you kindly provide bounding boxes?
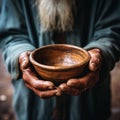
[92,62,96,67]
[48,86,55,90]
[56,92,61,96]
[92,62,98,70]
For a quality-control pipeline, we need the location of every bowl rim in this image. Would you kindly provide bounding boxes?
[29,44,90,71]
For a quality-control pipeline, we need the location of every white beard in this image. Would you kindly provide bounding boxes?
[36,0,76,32]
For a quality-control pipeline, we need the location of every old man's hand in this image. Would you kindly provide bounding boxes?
[59,48,102,95]
[19,51,61,98]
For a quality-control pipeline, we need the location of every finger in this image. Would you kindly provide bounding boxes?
[59,83,81,96]
[23,69,55,90]
[67,78,81,88]
[67,71,99,89]
[26,83,60,98]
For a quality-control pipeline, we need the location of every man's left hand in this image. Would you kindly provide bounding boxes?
[58,48,102,95]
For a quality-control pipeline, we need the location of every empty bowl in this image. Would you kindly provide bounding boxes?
[29,44,90,84]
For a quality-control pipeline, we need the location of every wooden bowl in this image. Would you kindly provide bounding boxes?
[29,44,90,83]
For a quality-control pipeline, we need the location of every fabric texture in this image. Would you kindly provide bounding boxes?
[0,0,120,120]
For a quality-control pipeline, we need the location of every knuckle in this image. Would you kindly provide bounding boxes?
[22,61,27,67]
[39,92,46,98]
[94,48,101,53]
[32,82,37,88]
[61,83,67,88]
[22,70,29,80]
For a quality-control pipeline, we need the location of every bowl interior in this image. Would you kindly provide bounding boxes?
[30,44,90,69]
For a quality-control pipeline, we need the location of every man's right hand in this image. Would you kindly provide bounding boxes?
[19,51,61,98]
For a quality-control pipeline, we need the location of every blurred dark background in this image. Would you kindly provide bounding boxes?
[0,50,120,120]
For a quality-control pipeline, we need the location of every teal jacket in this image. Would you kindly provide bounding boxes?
[0,0,120,120]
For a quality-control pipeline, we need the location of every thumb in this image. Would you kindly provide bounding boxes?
[89,60,99,71]
[19,51,31,71]
[88,49,102,71]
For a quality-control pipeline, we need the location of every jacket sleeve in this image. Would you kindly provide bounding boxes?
[84,0,120,81]
[0,0,35,80]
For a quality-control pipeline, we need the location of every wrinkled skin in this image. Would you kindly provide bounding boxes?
[19,48,102,98]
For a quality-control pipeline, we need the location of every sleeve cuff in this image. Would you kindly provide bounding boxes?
[4,44,35,80]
